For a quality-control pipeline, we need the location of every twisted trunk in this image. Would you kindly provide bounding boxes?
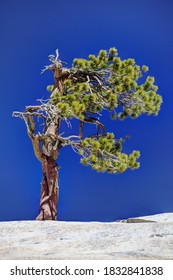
[36,154,59,220]
[36,120,60,221]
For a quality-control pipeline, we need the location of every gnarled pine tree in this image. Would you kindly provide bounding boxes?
[13,48,162,220]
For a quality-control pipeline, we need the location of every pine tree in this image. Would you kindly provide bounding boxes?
[13,48,162,220]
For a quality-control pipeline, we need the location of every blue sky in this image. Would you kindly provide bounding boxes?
[0,0,173,221]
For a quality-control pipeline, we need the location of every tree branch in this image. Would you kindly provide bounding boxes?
[83,113,105,135]
[13,111,43,161]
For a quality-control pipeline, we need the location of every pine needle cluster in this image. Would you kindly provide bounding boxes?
[80,133,140,173]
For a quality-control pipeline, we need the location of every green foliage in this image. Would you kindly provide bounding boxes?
[49,47,162,122]
[46,47,162,174]
[47,85,54,92]
[142,65,149,72]
[79,133,140,174]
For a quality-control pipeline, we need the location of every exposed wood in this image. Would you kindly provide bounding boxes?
[79,121,84,139]
[36,154,59,220]
[29,134,42,162]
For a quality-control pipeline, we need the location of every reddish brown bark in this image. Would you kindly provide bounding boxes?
[36,154,59,220]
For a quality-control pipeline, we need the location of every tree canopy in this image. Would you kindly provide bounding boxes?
[14,48,162,174]
[40,47,162,173]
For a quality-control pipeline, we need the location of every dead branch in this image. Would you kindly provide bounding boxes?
[83,113,105,135]
[22,115,42,161]
[80,121,84,139]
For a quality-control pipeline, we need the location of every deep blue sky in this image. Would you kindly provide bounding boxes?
[1,0,173,221]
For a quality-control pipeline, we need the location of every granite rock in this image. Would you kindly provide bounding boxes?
[0,213,173,260]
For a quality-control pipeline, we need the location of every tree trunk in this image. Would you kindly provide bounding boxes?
[36,154,59,220]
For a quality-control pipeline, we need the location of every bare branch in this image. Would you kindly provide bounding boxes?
[22,115,42,161]
[64,118,72,129]
[13,111,43,161]
[25,105,42,112]
[12,111,25,119]
[83,113,105,135]
[60,135,80,140]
